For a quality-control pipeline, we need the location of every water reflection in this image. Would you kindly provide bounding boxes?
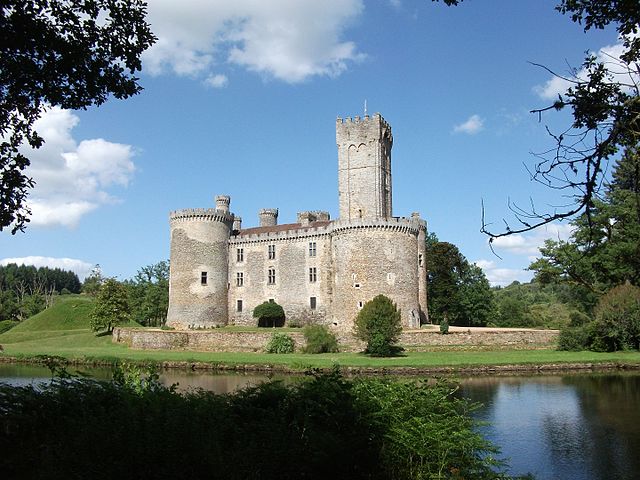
[459,373,640,480]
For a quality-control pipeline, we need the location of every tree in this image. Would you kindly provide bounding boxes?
[253,301,285,328]
[426,233,495,327]
[82,264,103,296]
[89,278,130,334]
[0,0,156,233]
[449,1,640,240]
[354,294,402,357]
[126,261,169,327]
[529,146,640,292]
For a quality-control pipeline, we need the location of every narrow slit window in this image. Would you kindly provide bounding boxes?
[236,300,243,312]
[310,297,317,310]
[201,272,207,285]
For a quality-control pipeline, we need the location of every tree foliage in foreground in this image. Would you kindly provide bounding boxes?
[0,370,516,480]
[529,146,640,294]
[0,0,156,233]
[354,294,403,357]
[457,0,640,239]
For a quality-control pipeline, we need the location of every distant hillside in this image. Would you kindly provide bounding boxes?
[9,295,95,332]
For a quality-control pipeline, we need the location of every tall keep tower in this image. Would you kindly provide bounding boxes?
[336,113,393,221]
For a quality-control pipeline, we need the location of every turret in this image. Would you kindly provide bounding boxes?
[166,195,234,329]
[259,208,278,227]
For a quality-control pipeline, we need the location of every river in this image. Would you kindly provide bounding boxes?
[1,364,638,479]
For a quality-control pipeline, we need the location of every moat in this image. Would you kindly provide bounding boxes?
[2,365,638,480]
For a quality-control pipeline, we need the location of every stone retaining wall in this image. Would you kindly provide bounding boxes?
[112,328,558,352]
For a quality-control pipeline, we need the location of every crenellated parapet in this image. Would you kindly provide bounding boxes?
[230,222,332,245]
[170,208,234,224]
[331,216,425,236]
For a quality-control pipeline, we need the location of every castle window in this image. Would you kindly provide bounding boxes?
[419,253,423,267]
[309,242,316,257]
[354,283,361,289]
[358,301,363,310]
[237,300,243,312]
[309,267,317,283]
[268,268,276,285]
[201,272,207,285]
[268,244,276,260]
[310,297,317,310]
[236,272,244,287]
[237,248,244,262]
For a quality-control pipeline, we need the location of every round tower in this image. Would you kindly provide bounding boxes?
[166,198,234,329]
[258,208,278,227]
[330,219,425,331]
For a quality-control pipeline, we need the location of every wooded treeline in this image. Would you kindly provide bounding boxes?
[0,263,81,323]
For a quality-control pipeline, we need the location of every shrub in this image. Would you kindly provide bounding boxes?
[557,326,592,351]
[302,325,339,353]
[0,319,19,335]
[354,294,403,357]
[265,332,295,353]
[439,319,449,335]
[253,301,285,328]
[591,283,640,351]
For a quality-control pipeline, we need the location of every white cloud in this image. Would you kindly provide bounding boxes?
[474,259,532,287]
[453,114,484,135]
[534,37,639,100]
[22,107,135,228]
[204,74,229,88]
[143,0,365,83]
[0,256,94,280]
[491,223,573,255]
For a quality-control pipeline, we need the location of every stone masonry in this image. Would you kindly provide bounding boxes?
[166,113,428,331]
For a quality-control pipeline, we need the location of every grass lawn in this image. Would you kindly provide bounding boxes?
[2,294,640,371]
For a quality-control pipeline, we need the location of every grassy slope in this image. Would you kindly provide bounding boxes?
[2,296,640,369]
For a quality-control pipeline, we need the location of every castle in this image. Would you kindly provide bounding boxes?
[166,113,428,331]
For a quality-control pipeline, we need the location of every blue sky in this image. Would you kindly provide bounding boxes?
[0,0,624,285]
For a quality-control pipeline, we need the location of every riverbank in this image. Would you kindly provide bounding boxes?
[2,344,640,375]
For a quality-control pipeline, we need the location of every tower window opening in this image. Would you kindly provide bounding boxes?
[237,300,243,312]
[236,272,244,287]
[268,268,276,285]
[419,254,423,267]
[309,267,317,283]
[201,272,208,285]
[358,301,363,310]
[309,242,317,257]
[268,244,276,260]
[310,297,317,310]
[237,248,244,262]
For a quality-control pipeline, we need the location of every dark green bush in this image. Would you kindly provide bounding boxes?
[0,371,510,480]
[0,319,19,335]
[439,319,449,335]
[265,332,295,353]
[302,325,339,353]
[253,300,285,327]
[557,326,592,351]
[591,284,640,351]
[354,294,403,357]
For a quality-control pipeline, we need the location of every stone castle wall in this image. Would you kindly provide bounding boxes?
[113,327,559,353]
[228,226,333,327]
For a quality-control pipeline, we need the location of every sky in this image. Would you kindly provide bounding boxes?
[0,0,625,285]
